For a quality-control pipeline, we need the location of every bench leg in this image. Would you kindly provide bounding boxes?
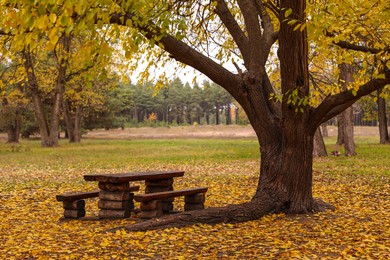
[184,193,205,211]
[138,200,163,219]
[63,199,86,218]
[161,200,174,212]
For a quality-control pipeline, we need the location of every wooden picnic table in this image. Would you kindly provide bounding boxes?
[83,170,185,219]
[84,170,185,183]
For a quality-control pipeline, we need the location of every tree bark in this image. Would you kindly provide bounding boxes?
[343,106,356,156]
[6,122,21,143]
[321,123,328,137]
[225,103,231,125]
[338,63,356,156]
[63,100,82,143]
[377,88,389,144]
[7,128,19,143]
[48,34,71,146]
[336,115,344,145]
[63,99,76,143]
[5,107,22,143]
[215,102,220,125]
[74,106,82,143]
[31,91,51,147]
[313,128,327,157]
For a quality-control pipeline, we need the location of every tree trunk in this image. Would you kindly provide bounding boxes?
[225,103,231,125]
[63,101,82,143]
[47,35,71,147]
[6,108,22,143]
[338,63,356,156]
[205,112,210,125]
[320,123,328,137]
[31,91,51,147]
[74,106,82,143]
[377,88,389,144]
[336,115,344,145]
[343,106,356,156]
[7,125,20,143]
[215,103,220,125]
[47,87,62,146]
[63,99,76,143]
[313,128,327,157]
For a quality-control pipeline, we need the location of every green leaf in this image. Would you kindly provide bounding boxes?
[293,24,301,31]
[285,9,292,18]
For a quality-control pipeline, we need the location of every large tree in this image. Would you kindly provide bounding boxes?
[115,0,389,230]
[2,0,389,229]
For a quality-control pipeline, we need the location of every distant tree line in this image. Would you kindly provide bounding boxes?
[84,78,249,130]
[0,77,250,142]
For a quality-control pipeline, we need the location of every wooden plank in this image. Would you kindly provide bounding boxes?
[84,170,184,183]
[134,187,208,202]
[56,190,100,202]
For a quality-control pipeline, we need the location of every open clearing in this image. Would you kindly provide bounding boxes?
[82,125,381,139]
[0,127,389,259]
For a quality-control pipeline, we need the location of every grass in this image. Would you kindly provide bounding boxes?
[0,135,389,259]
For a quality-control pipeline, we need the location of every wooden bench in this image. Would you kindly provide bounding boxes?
[134,187,208,219]
[56,190,100,219]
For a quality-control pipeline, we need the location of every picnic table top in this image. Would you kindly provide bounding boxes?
[84,170,185,183]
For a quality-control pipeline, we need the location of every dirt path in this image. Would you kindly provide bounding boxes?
[84,125,257,139]
[0,125,381,141]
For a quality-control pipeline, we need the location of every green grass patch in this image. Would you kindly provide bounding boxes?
[316,136,390,176]
[0,139,260,168]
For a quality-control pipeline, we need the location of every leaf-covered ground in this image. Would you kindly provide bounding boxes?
[0,137,389,259]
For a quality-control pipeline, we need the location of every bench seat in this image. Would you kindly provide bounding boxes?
[56,190,100,202]
[134,187,208,202]
[134,187,208,219]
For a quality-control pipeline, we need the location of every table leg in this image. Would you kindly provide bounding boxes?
[145,178,174,212]
[97,182,136,219]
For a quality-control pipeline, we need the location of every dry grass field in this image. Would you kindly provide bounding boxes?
[82,125,380,139]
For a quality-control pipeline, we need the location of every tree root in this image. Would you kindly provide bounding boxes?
[106,198,334,232]
[312,198,336,212]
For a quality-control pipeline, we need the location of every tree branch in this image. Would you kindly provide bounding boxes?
[237,0,264,71]
[109,12,240,99]
[311,71,390,127]
[214,0,250,66]
[254,0,278,55]
[334,40,389,54]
